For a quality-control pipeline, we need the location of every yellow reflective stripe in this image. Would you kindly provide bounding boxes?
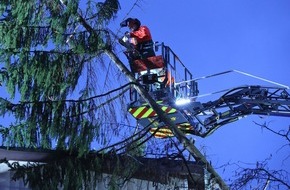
[150,131,174,138]
[178,123,193,130]
[129,104,176,120]
[155,133,174,138]
[149,127,174,137]
[132,107,145,118]
[168,108,176,113]
[161,106,176,113]
[142,108,154,118]
[161,107,167,111]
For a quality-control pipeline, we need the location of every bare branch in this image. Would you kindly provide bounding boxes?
[253,121,290,143]
[229,159,290,190]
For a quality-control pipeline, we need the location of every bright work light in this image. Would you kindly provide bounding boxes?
[175,98,191,106]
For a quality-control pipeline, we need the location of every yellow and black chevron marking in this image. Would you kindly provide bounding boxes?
[149,123,194,138]
[128,104,176,119]
[128,102,195,138]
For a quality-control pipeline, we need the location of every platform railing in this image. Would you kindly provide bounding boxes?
[129,43,199,104]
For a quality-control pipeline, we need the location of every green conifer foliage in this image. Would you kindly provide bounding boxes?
[0,0,121,153]
[0,1,150,188]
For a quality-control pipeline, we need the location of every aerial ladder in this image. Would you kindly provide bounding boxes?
[125,43,290,138]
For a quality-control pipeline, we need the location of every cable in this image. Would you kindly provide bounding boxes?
[118,123,163,154]
[175,69,289,89]
[233,70,289,89]
[95,117,159,154]
[17,82,138,106]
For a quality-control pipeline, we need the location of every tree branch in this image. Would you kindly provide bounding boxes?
[253,121,290,143]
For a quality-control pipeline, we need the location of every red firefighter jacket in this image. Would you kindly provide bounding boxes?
[130,26,153,43]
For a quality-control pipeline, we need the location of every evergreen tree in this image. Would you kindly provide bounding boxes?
[0,1,142,188]
[0,0,124,153]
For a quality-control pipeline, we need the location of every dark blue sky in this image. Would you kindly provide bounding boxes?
[114,0,290,184]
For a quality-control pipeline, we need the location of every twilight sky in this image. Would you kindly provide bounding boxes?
[112,0,290,184]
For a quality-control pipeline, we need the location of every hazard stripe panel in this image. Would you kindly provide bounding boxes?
[128,102,196,138]
[149,123,195,138]
[129,106,177,119]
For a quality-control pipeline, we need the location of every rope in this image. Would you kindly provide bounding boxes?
[175,69,289,88]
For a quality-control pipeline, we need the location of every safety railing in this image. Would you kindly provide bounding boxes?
[129,43,199,104]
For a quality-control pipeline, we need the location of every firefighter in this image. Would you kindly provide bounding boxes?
[120,18,155,60]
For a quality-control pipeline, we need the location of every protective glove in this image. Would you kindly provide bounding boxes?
[125,31,130,37]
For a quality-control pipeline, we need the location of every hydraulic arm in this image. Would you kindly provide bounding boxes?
[183,86,290,137]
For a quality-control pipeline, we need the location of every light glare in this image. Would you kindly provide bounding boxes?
[175,98,190,106]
